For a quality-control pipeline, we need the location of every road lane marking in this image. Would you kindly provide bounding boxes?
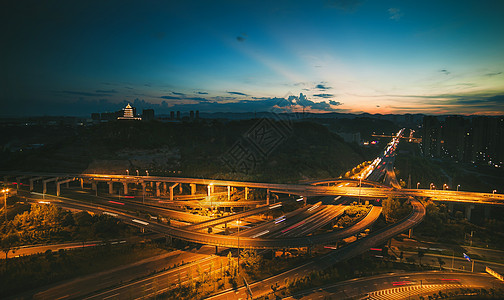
[103,293,120,299]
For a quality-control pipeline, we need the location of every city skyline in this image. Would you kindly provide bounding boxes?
[2,0,504,117]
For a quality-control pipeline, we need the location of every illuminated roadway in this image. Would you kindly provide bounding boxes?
[6,170,503,205]
[23,191,382,250]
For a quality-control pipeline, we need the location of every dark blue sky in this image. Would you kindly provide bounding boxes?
[2,0,504,116]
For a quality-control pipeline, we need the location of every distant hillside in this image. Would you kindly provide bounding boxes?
[0,119,367,183]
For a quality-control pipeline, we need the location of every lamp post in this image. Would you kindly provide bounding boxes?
[2,188,9,224]
[358,176,362,205]
[237,218,240,276]
[136,169,139,176]
[417,182,420,189]
[126,169,129,175]
[146,170,149,176]
[443,184,448,190]
[493,190,497,195]
[430,183,434,190]
[457,184,460,191]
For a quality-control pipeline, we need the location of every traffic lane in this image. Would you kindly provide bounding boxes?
[283,272,504,300]
[22,188,211,224]
[235,206,308,237]
[26,190,383,249]
[16,249,210,300]
[5,239,136,259]
[207,206,384,300]
[401,251,504,274]
[82,254,228,300]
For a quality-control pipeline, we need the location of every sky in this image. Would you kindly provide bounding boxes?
[1,0,504,117]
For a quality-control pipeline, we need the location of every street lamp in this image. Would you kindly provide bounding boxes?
[430,183,434,190]
[417,182,420,189]
[493,190,497,195]
[457,184,460,191]
[136,169,139,176]
[443,184,448,190]
[126,169,129,175]
[237,218,240,275]
[146,170,149,176]
[2,188,9,223]
[358,176,362,204]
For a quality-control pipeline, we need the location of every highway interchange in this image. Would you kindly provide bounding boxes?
[4,128,504,299]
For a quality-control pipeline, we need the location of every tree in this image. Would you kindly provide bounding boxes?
[1,232,20,260]
[239,249,263,270]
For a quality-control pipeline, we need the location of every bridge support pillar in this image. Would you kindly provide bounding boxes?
[304,196,307,206]
[142,182,146,198]
[215,246,218,254]
[108,182,114,194]
[408,228,413,238]
[169,183,179,201]
[80,178,84,189]
[16,176,29,189]
[179,183,182,194]
[227,186,231,201]
[29,176,44,191]
[190,184,196,195]
[245,187,249,200]
[163,183,167,195]
[123,182,128,195]
[56,178,75,196]
[156,182,161,197]
[43,177,59,194]
[465,204,475,221]
[92,182,97,191]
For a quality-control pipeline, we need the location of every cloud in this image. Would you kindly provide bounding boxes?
[185,97,210,101]
[172,91,185,96]
[315,83,332,90]
[485,72,502,77]
[439,69,451,75]
[329,100,343,106]
[160,95,179,100]
[59,90,110,97]
[313,93,334,98]
[388,8,403,20]
[144,83,151,87]
[227,91,248,96]
[95,89,118,93]
[286,93,341,112]
[236,33,247,42]
[197,91,209,94]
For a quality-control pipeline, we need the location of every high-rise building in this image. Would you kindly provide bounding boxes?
[422,116,441,157]
[421,115,503,166]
